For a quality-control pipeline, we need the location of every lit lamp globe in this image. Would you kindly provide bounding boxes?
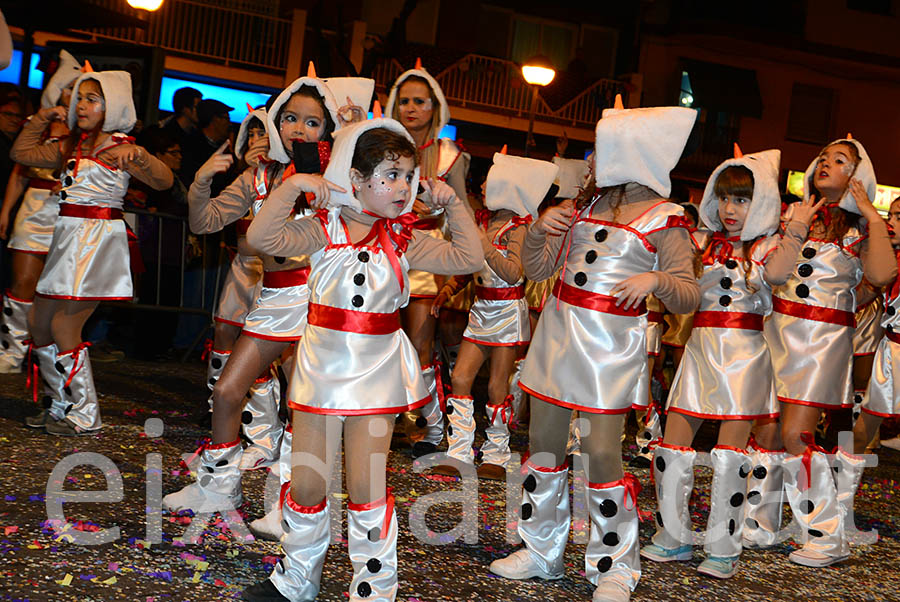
[521,57,555,86]
[128,0,164,10]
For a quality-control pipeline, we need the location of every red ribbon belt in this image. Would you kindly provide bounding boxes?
[475,285,525,300]
[647,311,663,324]
[552,279,647,317]
[28,178,57,190]
[886,330,900,345]
[772,296,855,327]
[58,203,124,220]
[306,302,400,335]
[263,266,310,288]
[693,311,764,331]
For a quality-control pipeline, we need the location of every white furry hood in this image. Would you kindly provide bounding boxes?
[266,77,340,164]
[322,117,419,214]
[235,107,266,161]
[40,50,82,109]
[594,105,697,198]
[486,153,559,218]
[552,156,590,199]
[67,71,136,133]
[699,149,781,241]
[386,67,450,134]
[803,137,876,215]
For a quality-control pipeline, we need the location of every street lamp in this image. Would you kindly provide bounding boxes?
[127,0,164,9]
[521,55,555,157]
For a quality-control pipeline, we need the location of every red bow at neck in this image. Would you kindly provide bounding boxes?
[814,202,841,228]
[702,232,741,266]
[358,210,420,292]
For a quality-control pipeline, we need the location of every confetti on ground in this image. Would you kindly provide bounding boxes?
[0,357,898,601]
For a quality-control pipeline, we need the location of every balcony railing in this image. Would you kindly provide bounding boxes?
[374,53,627,129]
[71,0,292,71]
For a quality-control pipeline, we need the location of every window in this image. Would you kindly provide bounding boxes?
[786,83,836,145]
[509,16,576,71]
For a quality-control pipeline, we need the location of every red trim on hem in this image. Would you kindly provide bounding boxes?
[284,494,327,514]
[524,459,569,473]
[668,408,781,421]
[661,342,687,349]
[207,438,241,450]
[657,442,695,453]
[747,439,786,453]
[214,317,245,328]
[861,407,897,418]
[210,348,232,356]
[834,446,866,461]
[288,394,430,416]
[448,394,474,401]
[408,294,438,300]
[4,290,34,303]
[518,382,631,415]
[647,351,661,358]
[461,336,528,347]
[713,444,749,454]
[777,395,852,409]
[8,248,48,256]
[587,476,630,489]
[36,293,132,301]
[240,330,301,342]
[348,494,389,512]
[853,352,876,358]
[631,401,650,410]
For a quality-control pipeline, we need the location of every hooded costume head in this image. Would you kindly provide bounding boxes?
[235,105,267,161]
[699,147,782,241]
[322,116,419,214]
[486,151,559,218]
[67,71,136,133]
[552,156,590,200]
[385,60,451,135]
[593,100,697,198]
[40,50,82,109]
[266,71,340,164]
[803,136,876,215]
[322,77,375,118]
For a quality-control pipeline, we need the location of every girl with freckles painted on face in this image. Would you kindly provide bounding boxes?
[9,70,173,436]
[744,137,896,568]
[240,117,482,602]
[163,72,370,520]
[641,148,823,580]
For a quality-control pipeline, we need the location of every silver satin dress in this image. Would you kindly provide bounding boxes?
[765,230,864,408]
[37,137,134,300]
[668,236,779,420]
[214,251,263,327]
[9,162,61,255]
[853,297,883,356]
[287,208,429,416]
[241,163,312,341]
[862,274,900,417]
[462,219,530,346]
[519,201,685,414]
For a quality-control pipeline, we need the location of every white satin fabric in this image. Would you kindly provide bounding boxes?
[650,445,696,549]
[832,448,868,546]
[767,232,864,408]
[417,364,444,446]
[742,442,787,548]
[289,207,428,415]
[517,462,570,576]
[348,497,399,602]
[585,477,641,592]
[37,148,135,299]
[242,282,310,341]
[669,236,779,419]
[783,450,847,559]
[34,343,61,415]
[54,347,100,432]
[862,285,900,416]
[464,221,530,346]
[206,349,229,411]
[270,495,330,600]
[239,376,284,470]
[0,295,30,367]
[9,166,60,254]
[706,447,751,558]
[853,297,883,355]
[445,395,475,462]
[520,201,684,413]
[214,253,263,326]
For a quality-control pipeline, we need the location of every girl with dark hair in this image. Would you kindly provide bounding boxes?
[241,118,481,602]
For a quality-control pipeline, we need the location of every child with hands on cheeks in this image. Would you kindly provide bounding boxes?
[640,148,823,579]
[10,71,173,436]
[241,118,482,602]
[746,137,895,567]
